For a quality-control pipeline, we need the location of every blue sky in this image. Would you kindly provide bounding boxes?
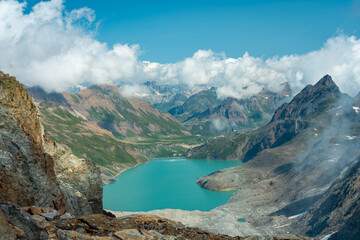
[23,0,360,63]
[1,0,360,96]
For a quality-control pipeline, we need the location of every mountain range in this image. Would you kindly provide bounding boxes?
[1,70,359,239]
[188,75,360,239]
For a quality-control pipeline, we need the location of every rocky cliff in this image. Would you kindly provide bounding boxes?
[0,71,66,211]
[43,131,103,216]
[0,71,102,217]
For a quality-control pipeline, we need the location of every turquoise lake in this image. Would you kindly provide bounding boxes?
[103,158,242,212]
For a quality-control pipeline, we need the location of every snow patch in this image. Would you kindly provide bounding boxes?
[321,231,337,240]
[347,136,357,140]
[288,212,306,219]
[353,106,359,113]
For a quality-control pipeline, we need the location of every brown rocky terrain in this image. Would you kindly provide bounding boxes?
[0,71,102,216]
[0,201,311,240]
[0,71,66,211]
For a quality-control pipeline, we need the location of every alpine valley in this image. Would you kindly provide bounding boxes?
[0,70,359,240]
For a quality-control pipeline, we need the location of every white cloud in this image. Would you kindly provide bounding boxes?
[212,118,227,131]
[119,84,150,98]
[0,0,139,92]
[1,0,360,98]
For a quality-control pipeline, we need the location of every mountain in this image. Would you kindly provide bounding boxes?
[132,81,206,111]
[27,84,194,183]
[168,88,222,122]
[187,75,360,239]
[184,88,290,136]
[189,75,347,160]
[154,93,188,112]
[164,85,290,136]
[62,84,190,140]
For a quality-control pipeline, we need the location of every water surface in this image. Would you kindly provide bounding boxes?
[103,158,241,211]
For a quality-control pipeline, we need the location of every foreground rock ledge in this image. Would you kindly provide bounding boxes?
[0,201,311,240]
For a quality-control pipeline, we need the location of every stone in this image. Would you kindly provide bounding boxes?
[60,212,75,220]
[31,215,50,228]
[29,206,43,215]
[0,202,48,240]
[114,229,145,240]
[43,131,103,216]
[40,210,60,221]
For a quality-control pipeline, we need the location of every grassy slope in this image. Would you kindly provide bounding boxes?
[67,87,189,141]
[39,105,206,176]
[40,107,147,175]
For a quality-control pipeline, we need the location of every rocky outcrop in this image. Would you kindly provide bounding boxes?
[0,71,66,211]
[0,202,311,240]
[0,71,102,216]
[44,131,103,216]
[0,202,49,240]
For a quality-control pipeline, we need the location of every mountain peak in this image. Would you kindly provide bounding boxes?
[313,74,339,91]
[271,75,342,121]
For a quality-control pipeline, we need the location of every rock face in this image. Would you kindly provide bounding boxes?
[271,75,343,121]
[0,71,102,216]
[0,202,49,240]
[297,157,360,239]
[44,131,103,216]
[189,75,360,239]
[0,71,66,211]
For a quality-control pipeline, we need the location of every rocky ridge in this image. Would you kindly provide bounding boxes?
[0,71,66,211]
[0,71,102,217]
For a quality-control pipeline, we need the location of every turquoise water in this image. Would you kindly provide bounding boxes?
[103,158,242,212]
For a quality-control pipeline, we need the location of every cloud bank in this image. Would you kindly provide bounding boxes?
[1,0,360,98]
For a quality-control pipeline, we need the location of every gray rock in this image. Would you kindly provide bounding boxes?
[114,229,145,239]
[0,201,48,240]
[40,210,60,221]
[60,212,75,220]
